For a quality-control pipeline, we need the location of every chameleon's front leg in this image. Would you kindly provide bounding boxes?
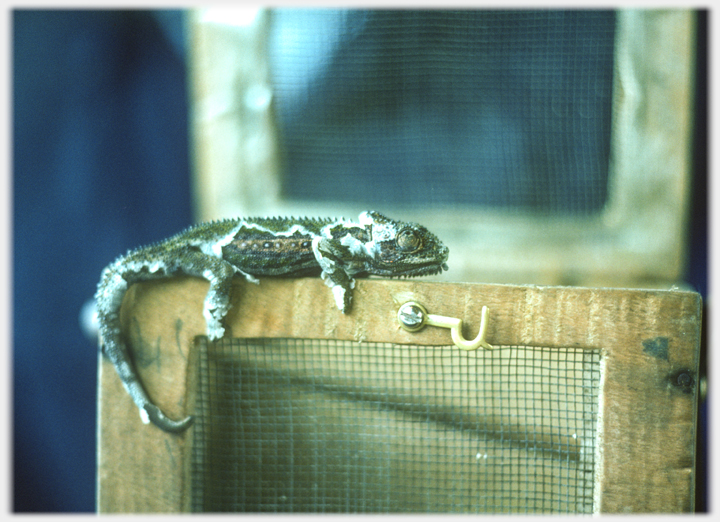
[313,237,357,314]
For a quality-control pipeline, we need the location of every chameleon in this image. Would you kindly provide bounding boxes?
[95,210,449,433]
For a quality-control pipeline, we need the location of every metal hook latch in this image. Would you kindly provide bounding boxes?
[397,301,493,351]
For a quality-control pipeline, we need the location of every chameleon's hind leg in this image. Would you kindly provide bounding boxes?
[128,249,237,431]
[174,248,244,340]
[313,237,357,313]
[100,248,240,433]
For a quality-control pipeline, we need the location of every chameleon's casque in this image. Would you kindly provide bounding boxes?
[95,211,449,433]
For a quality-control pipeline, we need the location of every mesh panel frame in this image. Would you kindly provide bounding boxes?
[191,337,601,513]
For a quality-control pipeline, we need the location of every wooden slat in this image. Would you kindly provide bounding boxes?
[97,277,700,512]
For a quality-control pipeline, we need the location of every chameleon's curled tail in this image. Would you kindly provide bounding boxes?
[96,261,194,434]
[143,404,194,433]
[102,335,194,433]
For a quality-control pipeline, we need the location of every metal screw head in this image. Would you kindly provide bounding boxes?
[668,369,695,394]
[398,302,427,332]
[676,372,692,387]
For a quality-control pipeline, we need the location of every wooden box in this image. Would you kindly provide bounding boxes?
[97,278,701,513]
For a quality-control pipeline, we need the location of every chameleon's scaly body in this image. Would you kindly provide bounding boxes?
[96,211,449,433]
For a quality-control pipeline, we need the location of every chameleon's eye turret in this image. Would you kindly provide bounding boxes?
[358,210,449,278]
[396,228,422,252]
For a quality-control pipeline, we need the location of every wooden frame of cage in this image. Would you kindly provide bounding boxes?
[187,9,696,289]
[97,277,700,513]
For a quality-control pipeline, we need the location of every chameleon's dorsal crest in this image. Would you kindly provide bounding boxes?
[359,210,393,226]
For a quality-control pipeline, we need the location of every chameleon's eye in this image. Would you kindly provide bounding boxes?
[396,228,422,252]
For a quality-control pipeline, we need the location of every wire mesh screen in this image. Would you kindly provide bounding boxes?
[268,10,616,214]
[191,337,602,513]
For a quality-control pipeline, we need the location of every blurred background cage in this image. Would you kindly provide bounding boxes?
[97,8,702,514]
[189,8,696,288]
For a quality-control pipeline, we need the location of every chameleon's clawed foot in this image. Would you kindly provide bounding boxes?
[143,404,194,433]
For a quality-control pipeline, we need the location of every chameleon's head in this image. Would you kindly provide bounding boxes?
[359,211,449,277]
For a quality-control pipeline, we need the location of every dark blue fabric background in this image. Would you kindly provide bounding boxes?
[11,9,707,513]
[13,10,192,511]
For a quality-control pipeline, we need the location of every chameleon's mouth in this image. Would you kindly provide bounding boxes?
[388,261,449,278]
